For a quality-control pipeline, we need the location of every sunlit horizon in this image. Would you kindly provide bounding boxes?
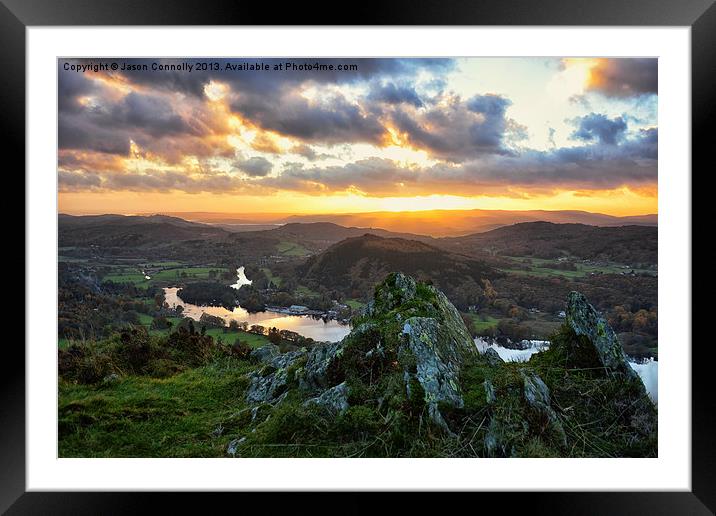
[58,57,658,218]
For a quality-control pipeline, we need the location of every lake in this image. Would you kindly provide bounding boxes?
[163,287,351,343]
[474,337,658,404]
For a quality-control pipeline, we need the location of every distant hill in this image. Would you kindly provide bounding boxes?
[58,213,229,247]
[258,222,434,247]
[297,234,499,303]
[443,222,657,265]
[139,209,657,237]
[58,214,657,267]
[276,209,657,237]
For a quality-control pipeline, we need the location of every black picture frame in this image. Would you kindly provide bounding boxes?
[4,0,711,513]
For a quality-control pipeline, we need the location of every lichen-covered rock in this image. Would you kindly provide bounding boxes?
[303,382,350,414]
[521,370,567,448]
[370,271,417,313]
[566,291,637,380]
[250,344,280,364]
[352,273,479,430]
[484,379,496,404]
[401,317,465,414]
[299,341,343,393]
[245,350,305,404]
[484,418,510,457]
[226,436,246,457]
[482,347,504,366]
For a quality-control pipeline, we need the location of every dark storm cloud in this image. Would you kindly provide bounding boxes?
[58,116,132,155]
[368,82,424,107]
[234,156,273,177]
[231,90,386,145]
[264,139,657,197]
[58,170,102,191]
[268,157,416,193]
[586,58,657,98]
[113,92,194,137]
[263,119,658,197]
[57,66,98,113]
[57,58,657,197]
[570,113,628,145]
[389,94,517,162]
[100,169,263,194]
[58,58,461,159]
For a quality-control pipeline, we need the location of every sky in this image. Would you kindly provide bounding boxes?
[57,57,658,216]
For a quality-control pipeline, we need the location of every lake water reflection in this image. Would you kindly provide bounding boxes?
[163,287,351,343]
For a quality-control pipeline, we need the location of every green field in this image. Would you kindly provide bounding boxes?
[260,268,282,287]
[276,241,311,257]
[463,313,499,333]
[499,256,656,279]
[295,285,319,297]
[58,255,87,263]
[345,299,365,310]
[103,266,228,286]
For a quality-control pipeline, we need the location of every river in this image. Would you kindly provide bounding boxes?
[474,337,658,404]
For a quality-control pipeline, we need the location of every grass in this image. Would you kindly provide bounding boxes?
[201,328,270,348]
[463,313,499,333]
[276,241,311,257]
[261,267,282,287]
[499,256,656,279]
[345,299,365,310]
[57,320,656,458]
[58,256,87,263]
[103,266,228,286]
[59,358,257,457]
[150,267,227,281]
[295,285,319,297]
[103,271,147,284]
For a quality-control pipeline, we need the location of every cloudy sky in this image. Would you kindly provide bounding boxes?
[58,57,657,215]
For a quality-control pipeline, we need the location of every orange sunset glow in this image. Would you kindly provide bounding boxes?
[58,58,657,217]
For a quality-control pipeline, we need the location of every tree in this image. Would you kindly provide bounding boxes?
[267,327,281,345]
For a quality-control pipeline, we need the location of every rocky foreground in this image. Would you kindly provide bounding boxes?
[233,272,656,457]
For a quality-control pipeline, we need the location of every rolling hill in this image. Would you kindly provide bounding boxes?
[296,233,499,302]
[443,222,658,265]
[58,214,229,247]
[154,209,657,237]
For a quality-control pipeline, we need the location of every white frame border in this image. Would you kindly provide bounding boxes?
[27,26,691,491]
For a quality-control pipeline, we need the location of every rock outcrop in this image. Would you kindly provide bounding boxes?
[566,291,638,380]
[245,350,305,404]
[238,276,656,458]
[245,272,480,430]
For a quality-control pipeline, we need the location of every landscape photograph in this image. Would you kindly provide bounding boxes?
[57,57,658,458]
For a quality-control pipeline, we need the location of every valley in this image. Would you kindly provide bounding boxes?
[58,213,658,359]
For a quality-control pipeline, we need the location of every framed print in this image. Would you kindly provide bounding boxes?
[5,0,713,512]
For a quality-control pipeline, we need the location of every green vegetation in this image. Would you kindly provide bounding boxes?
[499,256,656,279]
[260,267,282,287]
[58,274,656,458]
[463,313,499,334]
[294,285,319,297]
[276,241,311,257]
[59,358,256,457]
[344,299,365,310]
[103,266,228,287]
